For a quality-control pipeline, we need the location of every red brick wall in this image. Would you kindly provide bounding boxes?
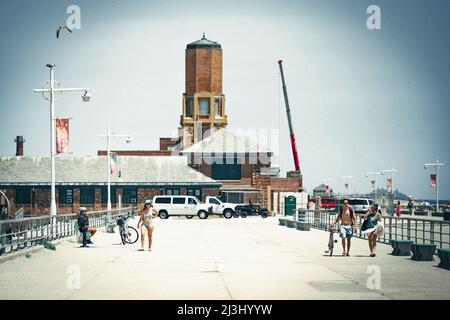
[137,188,163,207]
[271,177,301,192]
[185,47,222,95]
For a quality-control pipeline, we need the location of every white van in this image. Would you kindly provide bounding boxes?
[348,198,374,214]
[152,196,212,219]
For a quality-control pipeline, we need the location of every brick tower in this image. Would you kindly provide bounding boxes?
[179,33,228,148]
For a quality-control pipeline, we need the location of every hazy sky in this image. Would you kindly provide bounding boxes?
[0,0,449,199]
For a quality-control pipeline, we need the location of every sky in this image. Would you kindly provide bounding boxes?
[0,0,449,200]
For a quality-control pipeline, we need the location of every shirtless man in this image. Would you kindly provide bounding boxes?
[330,199,358,256]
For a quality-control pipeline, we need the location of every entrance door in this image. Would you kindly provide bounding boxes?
[285,196,296,216]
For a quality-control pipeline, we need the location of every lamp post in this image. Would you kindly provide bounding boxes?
[99,124,131,215]
[33,64,90,218]
[365,171,381,199]
[381,167,398,193]
[424,156,445,213]
[340,176,353,196]
[381,167,398,215]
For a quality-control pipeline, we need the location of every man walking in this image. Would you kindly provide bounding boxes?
[330,199,358,256]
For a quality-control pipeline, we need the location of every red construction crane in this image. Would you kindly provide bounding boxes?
[278,60,301,173]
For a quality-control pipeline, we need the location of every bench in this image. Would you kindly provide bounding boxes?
[296,222,310,231]
[411,243,436,261]
[286,219,296,228]
[390,240,413,256]
[437,248,450,270]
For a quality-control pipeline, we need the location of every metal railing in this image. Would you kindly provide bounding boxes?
[298,209,450,252]
[0,207,137,256]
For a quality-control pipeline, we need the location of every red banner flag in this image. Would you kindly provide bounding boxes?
[387,178,392,192]
[430,174,437,188]
[56,118,70,154]
[110,153,118,175]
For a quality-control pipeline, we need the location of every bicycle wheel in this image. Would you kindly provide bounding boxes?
[125,226,139,244]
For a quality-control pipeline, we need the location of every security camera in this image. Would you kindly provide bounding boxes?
[126,137,131,144]
[82,91,91,102]
[424,165,427,170]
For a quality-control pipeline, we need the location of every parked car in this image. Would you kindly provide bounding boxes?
[348,198,374,214]
[320,197,336,210]
[234,199,269,218]
[205,196,236,219]
[152,195,212,219]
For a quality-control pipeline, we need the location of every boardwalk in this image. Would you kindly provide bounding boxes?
[0,217,449,299]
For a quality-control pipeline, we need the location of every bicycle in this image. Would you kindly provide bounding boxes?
[324,224,339,256]
[116,213,139,245]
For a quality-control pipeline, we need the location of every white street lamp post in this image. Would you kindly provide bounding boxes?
[33,64,90,218]
[381,167,398,194]
[340,176,353,196]
[365,171,381,198]
[424,156,445,213]
[99,124,131,214]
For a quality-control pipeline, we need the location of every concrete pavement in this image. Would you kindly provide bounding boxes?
[0,216,449,299]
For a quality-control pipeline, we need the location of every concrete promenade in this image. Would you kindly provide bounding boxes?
[0,217,449,299]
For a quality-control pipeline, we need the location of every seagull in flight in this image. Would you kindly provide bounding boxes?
[56,26,72,39]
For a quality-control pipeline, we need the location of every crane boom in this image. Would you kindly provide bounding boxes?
[278,60,300,172]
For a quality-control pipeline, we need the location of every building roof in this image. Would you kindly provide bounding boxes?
[313,184,328,192]
[0,156,221,187]
[187,33,221,49]
[181,128,272,155]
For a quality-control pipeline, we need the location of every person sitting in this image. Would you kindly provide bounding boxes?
[77,207,96,247]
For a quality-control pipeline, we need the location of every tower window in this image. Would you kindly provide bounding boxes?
[214,97,222,116]
[198,98,210,115]
[186,97,193,117]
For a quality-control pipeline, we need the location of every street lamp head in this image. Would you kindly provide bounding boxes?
[46,64,56,69]
[82,91,91,102]
[424,165,427,170]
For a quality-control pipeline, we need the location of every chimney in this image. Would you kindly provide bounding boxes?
[15,136,25,156]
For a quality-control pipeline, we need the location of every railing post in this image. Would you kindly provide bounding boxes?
[388,217,392,242]
[407,219,411,240]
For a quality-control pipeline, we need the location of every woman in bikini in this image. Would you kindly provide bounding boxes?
[137,200,158,251]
